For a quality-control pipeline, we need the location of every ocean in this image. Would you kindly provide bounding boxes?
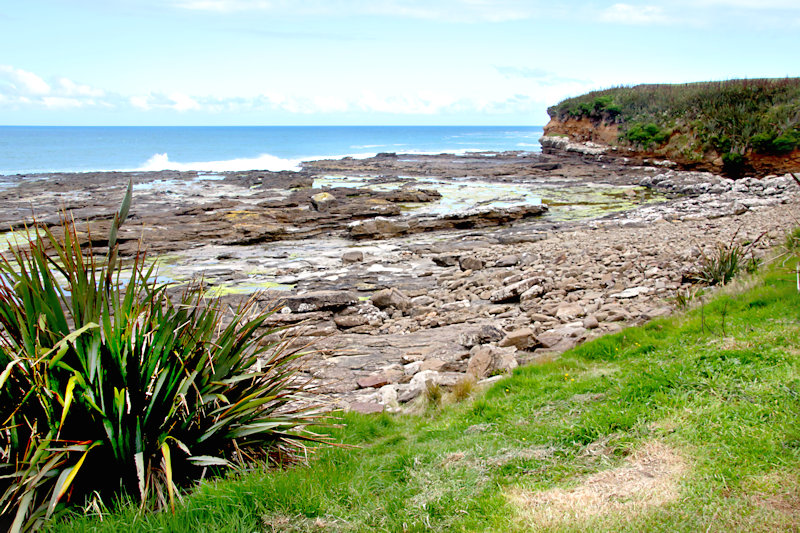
[0,126,543,175]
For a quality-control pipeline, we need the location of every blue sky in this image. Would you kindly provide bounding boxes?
[1,0,798,126]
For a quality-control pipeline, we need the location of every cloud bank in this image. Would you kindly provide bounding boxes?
[0,64,556,120]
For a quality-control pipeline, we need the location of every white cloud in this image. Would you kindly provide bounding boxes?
[601,3,668,24]
[170,93,200,111]
[128,92,201,112]
[0,65,114,111]
[42,96,86,109]
[0,65,51,95]
[0,64,568,120]
[57,77,105,98]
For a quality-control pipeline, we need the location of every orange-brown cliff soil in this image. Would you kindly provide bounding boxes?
[542,117,619,145]
[543,116,800,178]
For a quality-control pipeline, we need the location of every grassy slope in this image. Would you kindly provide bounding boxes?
[547,79,800,175]
[49,257,800,532]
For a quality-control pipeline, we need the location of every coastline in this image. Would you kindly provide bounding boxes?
[0,125,545,176]
[2,148,798,413]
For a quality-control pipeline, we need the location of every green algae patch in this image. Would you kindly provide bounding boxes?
[541,185,664,221]
[204,281,294,298]
[312,174,665,223]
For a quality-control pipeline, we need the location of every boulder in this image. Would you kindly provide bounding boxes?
[282,290,358,313]
[582,314,600,329]
[537,324,589,352]
[490,277,543,303]
[334,315,370,329]
[611,286,650,299]
[370,288,412,312]
[458,324,505,348]
[342,250,364,264]
[459,256,484,271]
[408,370,463,392]
[349,217,412,239]
[310,191,336,211]
[467,345,518,379]
[357,374,390,389]
[498,328,539,350]
[494,254,520,267]
[432,254,460,267]
[555,302,585,320]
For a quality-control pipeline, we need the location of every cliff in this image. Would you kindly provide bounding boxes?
[542,79,800,178]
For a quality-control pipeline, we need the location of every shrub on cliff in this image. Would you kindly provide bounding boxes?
[0,185,325,532]
[624,122,671,149]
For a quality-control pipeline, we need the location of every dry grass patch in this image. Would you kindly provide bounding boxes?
[507,441,687,529]
[261,513,349,532]
[748,472,800,521]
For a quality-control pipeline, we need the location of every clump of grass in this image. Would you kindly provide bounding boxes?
[0,185,326,532]
[785,226,800,253]
[695,229,764,286]
[424,381,443,409]
[697,242,743,285]
[449,376,477,403]
[672,287,703,311]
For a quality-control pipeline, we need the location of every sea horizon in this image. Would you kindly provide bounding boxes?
[0,125,544,176]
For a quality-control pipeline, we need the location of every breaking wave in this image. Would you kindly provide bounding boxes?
[138,152,304,172]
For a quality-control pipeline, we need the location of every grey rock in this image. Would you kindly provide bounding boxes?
[311,191,336,211]
[490,277,543,303]
[494,254,520,267]
[583,315,600,329]
[432,254,460,267]
[458,324,504,348]
[370,288,412,312]
[459,255,484,271]
[342,250,364,263]
[498,328,539,350]
[467,345,518,379]
[282,290,358,313]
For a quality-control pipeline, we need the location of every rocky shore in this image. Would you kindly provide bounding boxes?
[2,146,798,413]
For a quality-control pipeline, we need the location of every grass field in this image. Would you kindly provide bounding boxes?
[47,254,800,532]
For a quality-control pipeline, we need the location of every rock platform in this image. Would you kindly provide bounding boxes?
[2,149,798,413]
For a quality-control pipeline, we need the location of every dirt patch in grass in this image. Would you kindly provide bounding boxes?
[749,472,800,519]
[507,441,687,527]
[262,513,350,532]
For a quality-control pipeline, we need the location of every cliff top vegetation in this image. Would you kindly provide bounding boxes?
[548,78,800,175]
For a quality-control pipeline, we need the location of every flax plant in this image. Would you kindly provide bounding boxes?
[0,184,324,532]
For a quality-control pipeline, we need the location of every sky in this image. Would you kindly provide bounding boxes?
[0,0,798,126]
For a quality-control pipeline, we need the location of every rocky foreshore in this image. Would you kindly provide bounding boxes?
[1,148,798,413]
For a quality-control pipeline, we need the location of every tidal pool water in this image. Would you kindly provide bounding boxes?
[312,175,663,221]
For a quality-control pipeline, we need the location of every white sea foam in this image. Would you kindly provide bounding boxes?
[350,144,386,149]
[135,145,531,174]
[138,152,304,172]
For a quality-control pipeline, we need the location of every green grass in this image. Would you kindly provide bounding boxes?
[46,258,800,532]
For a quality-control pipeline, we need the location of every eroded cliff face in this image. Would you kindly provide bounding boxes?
[543,117,620,145]
[543,116,800,178]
